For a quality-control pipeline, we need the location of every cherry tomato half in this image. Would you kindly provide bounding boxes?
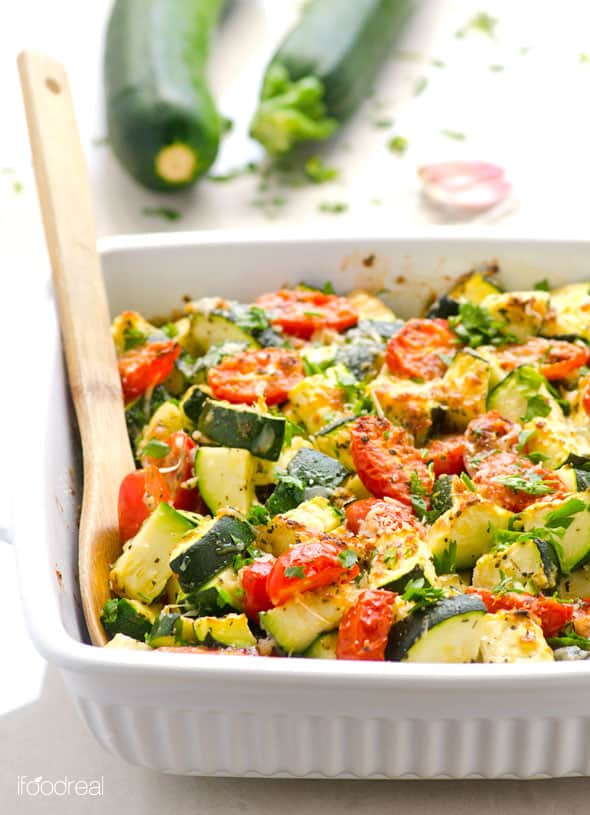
[351,415,432,509]
[345,497,417,535]
[118,340,180,404]
[207,347,304,406]
[266,540,359,606]
[424,435,467,477]
[495,337,589,381]
[255,288,358,339]
[142,430,202,511]
[118,465,171,542]
[336,589,397,661]
[466,587,574,638]
[471,451,566,513]
[386,318,457,381]
[240,559,274,623]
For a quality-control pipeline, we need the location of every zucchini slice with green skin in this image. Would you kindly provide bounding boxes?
[181,566,244,616]
[101,597,158,642]
[195,447,255,515]
[304,631,339,659]
[250,0,412,155]
[487,365,564,424]
[472,538,558,594]
[198,399,286,461]
[260,584,357,654]
[386,595,487,663]
[520,493,590,574]
[110,502,195,603]
[170,515,255,592]
[104,0,225,190]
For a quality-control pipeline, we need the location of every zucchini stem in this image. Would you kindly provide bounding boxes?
[250,63,337,155]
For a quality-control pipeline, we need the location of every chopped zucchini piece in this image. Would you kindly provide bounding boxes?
[260,583,358,654]
[181,566,244,616]
[472,538,558,594]
[478,611,553,662]
[386,595,487,663]
[195,447,255,515]
[481,290,551,341]
[104,633,152,651]
[198,399,285,461]
[101,597,158,642]
[191,310,259,353]
[438,350,489,431]
[426,485,513,570]
[110,502,195,603]
[288,366,350,435]
[487,365,564,424]
[520,492,590,573]
[304,630,339,659]
[180,384,209,425]
[557,564,590,599]
[258,497,343,555]
[170,514,255,591]
[543,282,590,340]
[368,530,437,593]
[449,271,502,305]
[191,614,256,648]
[112,310,160,354]
[314,417,355,470]
[369,374,442,445]
[143,401,185,443]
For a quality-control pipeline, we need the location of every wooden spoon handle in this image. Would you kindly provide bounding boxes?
[18,52,134,646]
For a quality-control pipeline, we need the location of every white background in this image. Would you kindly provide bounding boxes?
[3,0,590,809]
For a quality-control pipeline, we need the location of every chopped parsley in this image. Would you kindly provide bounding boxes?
[402,578,444,608]
[373,118,395,129]
[414,76,428,96]
[460,472,476,492]
[455,12,498,40]
[246,505,271,526]
[440,129,466,141]
[142,207,181,222]
[285,565,305,580]
[492,570,526,595]
[449,303,516,348]
[489,64,505,72]
[432,541,457,575]
[409,470,429,520]
[207,161,258,182]
[491,470,554,496]
[122,325,147,351]
[139,439,170,459]
[318,201,348,214]
[387,135,408,155]
[304,156,339,184]
[338,549,359,569]
[534,278,550,292]
[232,304,270,334]
[523,393,551,422]
[431,58,446,68]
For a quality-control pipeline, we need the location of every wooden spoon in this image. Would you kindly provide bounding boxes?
[18,52,134,646]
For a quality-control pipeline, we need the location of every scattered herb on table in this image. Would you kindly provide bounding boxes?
[142,207,181,222]
[387,135,408,155]
[318,201,348,214]
[414,76,428,96]
[455,12,498,40]
[304,156,339,183]
[440,129,466,141]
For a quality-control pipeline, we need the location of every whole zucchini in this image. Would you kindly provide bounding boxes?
[250,0,412,155]
[104,0,225,191]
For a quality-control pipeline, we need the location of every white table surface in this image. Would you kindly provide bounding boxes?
[3,0,590,809]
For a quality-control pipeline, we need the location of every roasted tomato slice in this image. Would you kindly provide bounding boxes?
[142,430,201,511]
[386,318,458,380]
[336,589,397,661]
[351,415,432,509]
[424,435,467,476]
[118,340,180,404]
[463,410,519,473]
[118,465,171,542]
[207,347,304,406]
[255,288,358,339]
[466,588,574,639]
[266,540,359,606]
[471,451,567,513]
[240,559,274,623]
[345,497,417,535]
[495,337,589,381]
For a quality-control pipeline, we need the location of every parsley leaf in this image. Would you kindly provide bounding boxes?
[534,278,550,292]
[318,201,348,214]
[460,472,476,492]
[523,393,551,422]
[455,12,498,39]
[492,570,526,595]
[402,578,444,608]
[285,565,305,579]
[338,549,359,569]
[491,471,554,495]
[122,325,147,351]
[387,135,408,155]
[231,304,270,334]
[449,303,516,348]
[304,156,340,184]
[139,439,170,459]
[142,206,181,222]
[545,498,586,529]
[246,505,270,526]
[432,541,457,575]
[409,470,429,521]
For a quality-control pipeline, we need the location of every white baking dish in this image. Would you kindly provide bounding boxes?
[17,231,590,779]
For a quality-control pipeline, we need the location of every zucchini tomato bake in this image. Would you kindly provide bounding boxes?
[102,270,590,663]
